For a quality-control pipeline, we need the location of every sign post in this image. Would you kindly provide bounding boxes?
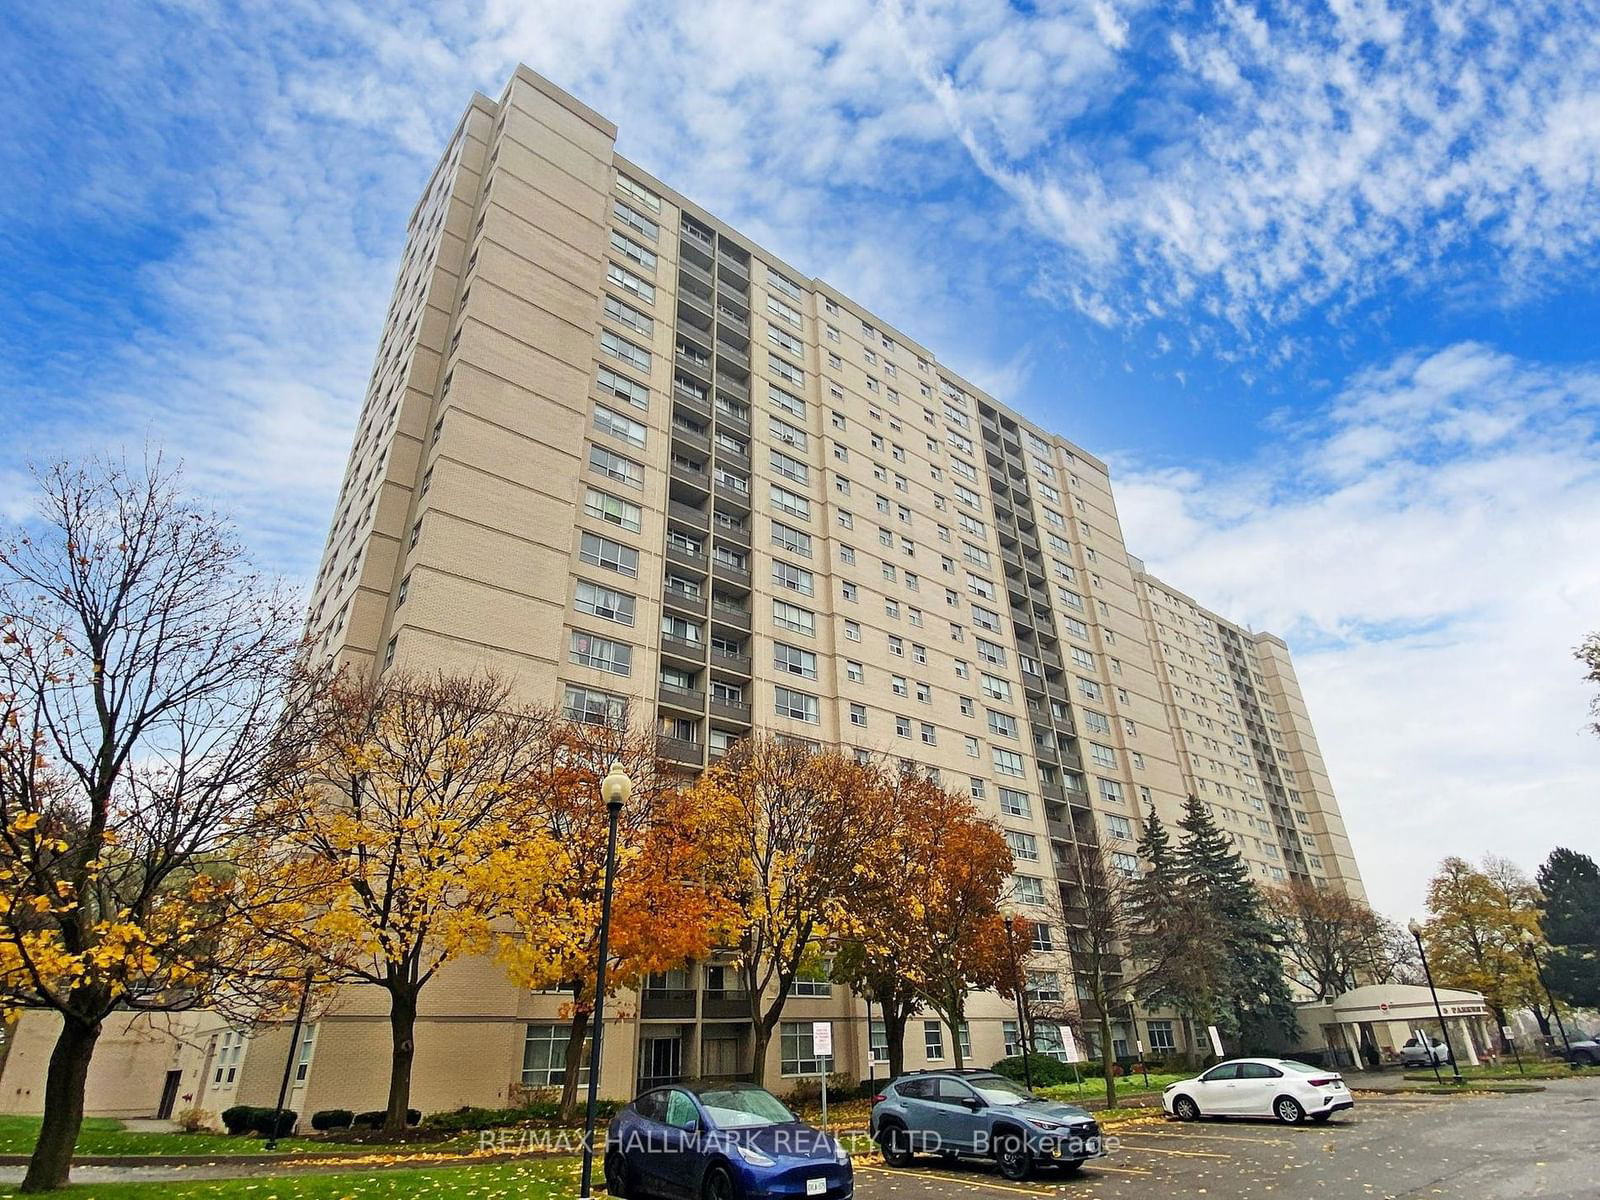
[1503,1025,1524,1074]
[1207,1025,1225,1060]
[813,1022,833,1129]
[1136,1037,1149,1088]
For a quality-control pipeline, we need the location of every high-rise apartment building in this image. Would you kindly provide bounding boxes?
[270,66,1367,1114]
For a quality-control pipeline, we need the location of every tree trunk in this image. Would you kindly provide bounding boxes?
[1531,1001,1552,1038]
[20,1016,102,1192]
[1489,1005,1511,1052]
[1099,1005,1116,1110]
[749,1020,772,1087]
[558,1006,591,1122]
[884,1005,910,1082]
[384,984,419,1133]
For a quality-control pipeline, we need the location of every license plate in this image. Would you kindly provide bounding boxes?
[807,1178,827,1196]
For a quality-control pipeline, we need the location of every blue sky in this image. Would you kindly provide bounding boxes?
[5,0,1600,917]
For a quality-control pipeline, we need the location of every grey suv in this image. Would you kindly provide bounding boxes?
[869,1069,1103,1180]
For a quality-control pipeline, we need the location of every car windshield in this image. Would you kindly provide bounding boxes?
[1279,1061,1323,1074]
[969,1076,1034,1105]
[696,1087,795,1129]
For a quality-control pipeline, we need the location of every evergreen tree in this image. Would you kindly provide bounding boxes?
[1173,795,1298,1051]
[1536,848,1600,1007]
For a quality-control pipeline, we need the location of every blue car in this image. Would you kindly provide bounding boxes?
[605,1081,853,1198]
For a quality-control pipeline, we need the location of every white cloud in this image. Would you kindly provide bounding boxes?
[1115,343,1600,917]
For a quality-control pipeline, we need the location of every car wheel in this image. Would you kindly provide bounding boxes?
[1172,1095,1201,1121]
[878,1122,915,1168]
[702,1164,740,1200]
[1274,1096,1306,1125]
[993,1131,1033,1181]
[1578,1051,1597,1067]
[603,1151,632,1198]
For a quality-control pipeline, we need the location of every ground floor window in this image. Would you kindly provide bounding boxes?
[870,1020,888,1062]
[523,1024,589,1086]
[924,1020,945,1061]
[780,1021,833,1077]
[1003,1019,1020,1057]
[1034,1023,1069,1062]
[1146,1020,1176,1054]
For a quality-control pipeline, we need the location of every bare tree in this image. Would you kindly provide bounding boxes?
[0,458,301,1191]
[1263,880,1388,1000]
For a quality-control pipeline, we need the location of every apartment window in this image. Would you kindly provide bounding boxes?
[772,560,815,596]
[574,580,636,626]
[920,722,937,746]
[923,1020,945,1062]
[770,356,803,385]
[770,415,808,449]
[1078,677,1103,700]
[837,510,854,529]
[594,405,647,448]
[844,619,861,641]
[999,787,1031,818]
[839,545,855,564]
[662,615,702,644]
[395,573,410,607]
[589,445,644,489]
[771,520,812,557]
[774,686,820,724]
[579,532,638,578]
[780,1021,833,1077]
[993,748,1025,778]
[767,267,801,300]
[584,488,642,533]
[891,675,909,697]
[979,673,1011,702]
[1083,710,1111,734]
[1112,852,1139,878]
[842,581,858,603]
[1005,830,1039,862]
[888,635,904,657]
[896,716,911,739]
[770,485,811,520]
[603,293,653,334]
[564,684,626,726]
[773,643,818,680]
[987,710,1019,739]
[846,660,864,683]
[600,330,651,372]
[976,638,1006,666]
[608,229,656,270]
[767,295,802,326]
[1090,743,1118,768]
[570,630,632,676]
[1105,814,1133,841]
[606,261,655,304]
[1013,876,1046,906]
[615,173,661,213]
[523,1023,592,1086]
[772,600,816,636]
[915,680,931,703]
[770,449,809,485]
[850,702,867,727]
[1099,778,1125,804]
[959,696,975,716]
[964,735,980,757]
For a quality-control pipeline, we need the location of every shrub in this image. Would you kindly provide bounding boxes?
[220,1106,298,1137]
[220,1106,254,1135]
[351,1108,422,1129]
[175,1107,212,1133]
[785,1073,856,1106]
[990,1054,1074,1087]
[311,1109,355,1131]
[421,1100,623,1132]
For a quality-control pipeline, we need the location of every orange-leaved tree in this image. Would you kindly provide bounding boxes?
[241,667,560,1132]
[863,774,1015,1070]
[485,715,740,1120]
[685,737,891,1085]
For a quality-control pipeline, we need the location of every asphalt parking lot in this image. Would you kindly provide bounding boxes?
[851,1075,1600,1199]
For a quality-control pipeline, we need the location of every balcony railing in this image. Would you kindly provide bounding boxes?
[701,990,751,1020]
[641,988,697,1020]
[658,681,705,712]
[710,697,753,725]
[657,736,703,765]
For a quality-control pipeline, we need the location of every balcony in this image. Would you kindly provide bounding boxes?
[716,340,750,370]
[714,440,751,471]
[671,421,711,456]
[672,381,712,421]
[681,220,715,250]
[715,376,750,404]
[1040,778,1066,803]
[658,680,705,714]
[710,647,752,676]
[677,283,713,319]
[641,988,698,1021]
[715,403,750,437]
[716,304,749,332]
[701,990,751,1021]
[679,256,714,290]
[711,556,752,590]
[717,248,749,278]
[710,696,753,725]
[665,541,708,575]
[661,584,707,618]
[713,515,751,548]
[668,499,710,531]
[669,458,711,499]
[660,633,706,668]
[710,600,752,633]
[714,480,752,513]
[657,736,704,766]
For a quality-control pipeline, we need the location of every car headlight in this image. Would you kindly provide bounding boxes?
[731,1143,776,1168]
[834,1138,851,1165]
[1025,1118,1064,1131]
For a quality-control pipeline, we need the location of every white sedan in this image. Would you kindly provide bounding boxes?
[1162,1058,1354,1124]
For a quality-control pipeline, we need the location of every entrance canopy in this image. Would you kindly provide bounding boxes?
[1299,983,1494,1068]
[1327,984,1489,1025]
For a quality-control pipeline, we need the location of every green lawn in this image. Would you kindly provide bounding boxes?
[0,1117,333,1158]
[0,1159,583,1199]
[1036,1071,1188,1104]
[1401,1062,1578,1082]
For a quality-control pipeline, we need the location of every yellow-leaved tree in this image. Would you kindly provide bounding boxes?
[241,667,561,1132]
[0,459,303,1192]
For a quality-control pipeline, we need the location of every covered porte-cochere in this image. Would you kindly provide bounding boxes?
[1298,984,1495,1069]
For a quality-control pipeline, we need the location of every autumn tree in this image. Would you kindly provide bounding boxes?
[1263,880,1387,1001]
[1536,847,1600,1008]
[1423,855,1544,1043]
[1367,914,1425,987]
[830,939,922,1082]
[242,668,559,1132]
[855,774,1014,1071]
[0,458,301,1191]
[686,738,890,1085]
[485,716,737,1119]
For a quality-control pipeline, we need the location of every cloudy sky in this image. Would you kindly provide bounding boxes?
[5,0,1599,918]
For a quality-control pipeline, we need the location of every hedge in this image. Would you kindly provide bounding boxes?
[310,1109,354,1131]
[422,1100,622,1132]
[352,1108,422,1129]
[219,1106,298,1137]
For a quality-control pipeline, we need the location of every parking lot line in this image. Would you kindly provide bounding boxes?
[851,1163,1058,1196]
[1112,1143,1230,1158]
[1089,1163,1155,1176]
[1115,1128,1291,1145]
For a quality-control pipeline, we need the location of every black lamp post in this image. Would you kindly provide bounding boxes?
[1002,914,1034,1092]
[1520,929,1572,1060]
[1408,919,1463,1084]
[264,966,314,1150]
[578,762,632,1200]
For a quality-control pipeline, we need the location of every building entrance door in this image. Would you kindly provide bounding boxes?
[640,1035,683,1091]
[156,1070,182,1119]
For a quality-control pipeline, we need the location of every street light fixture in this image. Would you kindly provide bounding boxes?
[578,762,632,1200]
[1408,918,1462,1084]
[1002,914,1034,1093]
[1520,929,1573,1060]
